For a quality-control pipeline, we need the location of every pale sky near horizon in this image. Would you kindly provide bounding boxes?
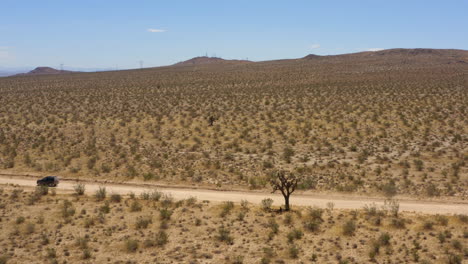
[1,0,467,69]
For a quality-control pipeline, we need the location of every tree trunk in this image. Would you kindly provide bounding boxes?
[284,194,290,211]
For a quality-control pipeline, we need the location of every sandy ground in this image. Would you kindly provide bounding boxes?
[0,174,466,215]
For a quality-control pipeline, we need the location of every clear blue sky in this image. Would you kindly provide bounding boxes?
[1,0,467,69]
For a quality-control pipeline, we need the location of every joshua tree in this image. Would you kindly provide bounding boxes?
[268,170,300,211]
[208,116,216,126]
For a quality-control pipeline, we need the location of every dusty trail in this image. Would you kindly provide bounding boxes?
[0,174,466,215]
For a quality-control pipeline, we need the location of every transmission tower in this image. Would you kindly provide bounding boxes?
[139,60,143,69]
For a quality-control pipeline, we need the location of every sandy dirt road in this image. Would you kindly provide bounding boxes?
[0,175,466,215]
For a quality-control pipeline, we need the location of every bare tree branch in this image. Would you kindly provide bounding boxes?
[268,170,301,211]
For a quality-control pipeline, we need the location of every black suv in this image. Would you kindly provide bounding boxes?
[37,176,59,187]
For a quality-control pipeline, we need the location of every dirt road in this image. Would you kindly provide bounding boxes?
[0,175,466,215]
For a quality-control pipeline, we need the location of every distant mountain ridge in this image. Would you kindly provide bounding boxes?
[5,48,468,78]
[16,67,76,76]
[302,48,468,61]
[173,56,252,66]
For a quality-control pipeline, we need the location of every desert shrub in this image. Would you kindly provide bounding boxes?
[297,175,316,190]
[135,216,152,229]
[384,199,400,217]
[425,183,440,197]
[284,213,293,225]
[288,244,299,258]
[83,217,95,228]
[140,191,150,200]
[438,232,447,243]
[75,236,89,250]
[357,151,368,164]
[101,163,111,173]
[237,211,246,221]
[435,215,448,226]
[94,187,106,201]
[216,226,233,244]
[61,200,75,219]
[46,248,56,258]
[263,160,274,169]
[82,249,92,259]
[267,218,279,234]
[414,159,424,171]
[125,239,138,252]
[447,253,462,264]
[25,222,35,234]
[40,233,50,246]
[15,216,25,224]
[368,239,380,259]
[0,255,8,264]
[25,193,37,205]
[263,247,275,259]
[241,199,249,210]
[185,196,197,206]
[381,180,397,197]
[150,190,163,201]
[159,208,173,220]
[99,201,111,214]
[155,231,168,246]
[174,199,183,209]
[304,219,321,232]
[160,220,169,229]
[378,232,391,246]
[282,147,295,163]
[287,229,303,243]
[110,193,121,203]
[231,255,244,264]
[422,221,434,230]
[73,183,85,195]
[261,198,274,211]
[248,176,267,189]
[451,239,463,251]
[310,253,318,262]
[363,203,381,217]
[10,189,22,200]
[87,156,97,169]
[304,207,324,232]
[129,200,142,212]
[391,217,406,228]
[307,207,324,221]
[143,172,155,181]
[143,239,155,248]
[37,215,44,224]
[35,185,49,196]
[342,220,356,236]
[456,214,468,223]
[369,233,392,260]
[160,194,174,207]
[126,165,138,178]
[220,201,234,217]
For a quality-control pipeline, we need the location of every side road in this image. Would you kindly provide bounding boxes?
[0,174,466,215]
